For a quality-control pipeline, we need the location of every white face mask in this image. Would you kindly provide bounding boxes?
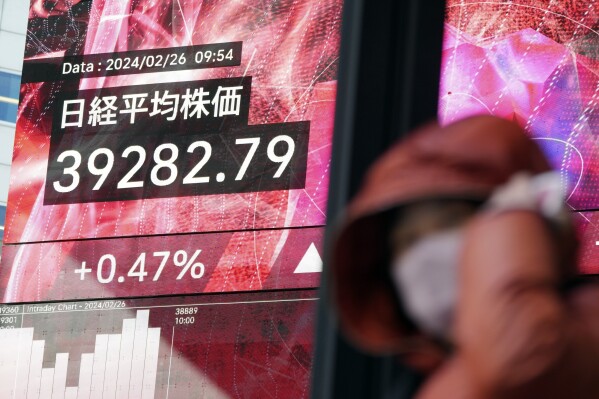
[391,228,462,340]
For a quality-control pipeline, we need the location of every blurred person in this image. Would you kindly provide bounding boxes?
[332,115,599,398]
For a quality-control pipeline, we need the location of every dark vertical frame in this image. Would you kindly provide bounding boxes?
[311,0,446,398]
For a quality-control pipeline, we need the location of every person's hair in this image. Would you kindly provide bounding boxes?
[389,198,482,259]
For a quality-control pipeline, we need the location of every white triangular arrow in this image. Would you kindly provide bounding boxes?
[293,243,323,274]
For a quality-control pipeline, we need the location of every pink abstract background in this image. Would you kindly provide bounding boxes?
[441,0,599,272]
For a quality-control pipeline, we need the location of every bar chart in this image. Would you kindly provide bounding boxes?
[0,290,317,398]
[0,310,160,398]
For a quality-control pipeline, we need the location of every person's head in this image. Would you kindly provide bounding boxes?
[331,115,572,361]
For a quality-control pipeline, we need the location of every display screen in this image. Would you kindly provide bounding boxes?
[0,2,341,396]
[0,289,316,398]
[441,0,599,272]
[0,0,342,302]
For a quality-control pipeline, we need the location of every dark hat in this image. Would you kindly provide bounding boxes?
[331,115,553,355]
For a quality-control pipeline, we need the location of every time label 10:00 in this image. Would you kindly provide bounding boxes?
[44,122,310,204]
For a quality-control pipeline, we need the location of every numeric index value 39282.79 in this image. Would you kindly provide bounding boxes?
[44,77,310,205]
